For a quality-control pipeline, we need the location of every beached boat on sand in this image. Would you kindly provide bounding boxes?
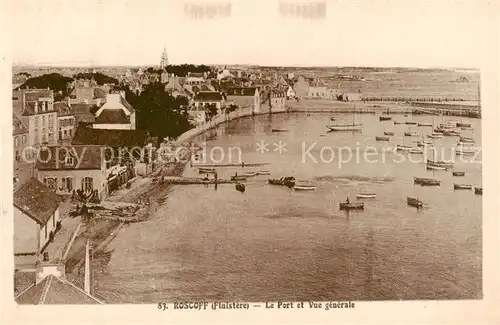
[454,183,472,190]
[339,201,364,210]
[407,197,424,208]
[268,177,295,188]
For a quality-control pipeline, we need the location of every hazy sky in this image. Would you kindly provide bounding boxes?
[9,0,494,68]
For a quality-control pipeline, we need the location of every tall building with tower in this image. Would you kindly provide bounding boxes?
[160,46,169,69]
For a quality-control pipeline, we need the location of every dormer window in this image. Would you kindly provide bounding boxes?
[65,156,74,166]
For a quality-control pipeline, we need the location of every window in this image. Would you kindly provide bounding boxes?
[42,116,46,125]
[62,177,73,191]
[14,137,19,147]
[65,156,74,165]
[44,177,57,191]
[22,135,27,144]
[48,116,54,127]
[82,177,93,192]
[35,116,40,127]
[69,129,72,137]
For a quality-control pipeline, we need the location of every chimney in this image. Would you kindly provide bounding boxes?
[67,97,71,107]
[34,102,38,114]
[35,259,65,284]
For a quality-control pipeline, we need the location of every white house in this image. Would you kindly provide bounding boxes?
[286,86,296,99]
[193,91,225,115]
[13,178,63,259]
[93,92,136,130]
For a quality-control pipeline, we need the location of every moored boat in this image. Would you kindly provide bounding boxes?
[396,145,412,151]
[294,181,316,191]
[405,121,417,125]
[356,193,376,199]
[474,187,482,195]
[414,177,437,184]
[456,122,471,127]
[426,164,448,171]
[443,130,461,136]
[199,167,216,174]
[407,197,424,208]
[420,179,440,186]
[404,132,418,137]
[454,183,472,190]
[409,148,423,154]
[235,183,246,193]
[427,133,443,139]
[231,175,247,181]
[339,201,364,210]
[417,122,432,127]
[452,171,465,176]
[416,141,433,147]
[459,136,475,143]
[326,123,363,132]
[241,172,257,177]
[456,149,476,156]
[384,131,395,136]
[268,177,295,188]
[272,129,289,133]
[375,136,390,141]
[394,121,405,125]
[379,116,392,121]
[427,159,453,168]
[256,170,271,175]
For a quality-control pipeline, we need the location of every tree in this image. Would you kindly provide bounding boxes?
[73,72,119,85]
[19,73,73,97]
[125,82,193,138]
[165,64,212,77]
[206,103,218,121]
[225,104,238,114]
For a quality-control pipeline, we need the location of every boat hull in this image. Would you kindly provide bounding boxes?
[326,124,363,132]
[407,197,424,208]
[339,202,364,210]
[375,136,390,141]
[452,172,465,176]
[384,132,395,136]
[294,186,316,191]
[356,194,376,199]
[454,184,472,190]
[199,168,216,174]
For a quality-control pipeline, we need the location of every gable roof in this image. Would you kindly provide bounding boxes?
[193,91,223,102]
[12,113,29,135]
[94,109,130,124]
[13,178,63,225]
[35,146,102,171]
[15,275,104,304]
[22,101,57,116]
[226,87,258,96]
[24,89,54,102]
[70,103,96,123]
[72,126,149,147]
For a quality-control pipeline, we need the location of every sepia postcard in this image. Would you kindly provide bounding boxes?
[1,0,499,324]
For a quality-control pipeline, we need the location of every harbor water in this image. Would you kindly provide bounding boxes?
[94,112,482,302]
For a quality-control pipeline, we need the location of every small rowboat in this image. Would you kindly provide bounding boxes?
[231,175,247,181]
[241,172,257,177]
[375,136,390,141]
[427,160,453,168]
[433,128,445,133]
[452,171,465,176]
[414,177,437,184]
[417,122,432,127]
[339,201,364,210]
[407,197,424,208]
[326,123,363,132]
[420,179,440,186]
[457,122,471,127]
[443,130,461,136]
[409,148,424,154]
[396,145,413,151]
[456,149,476,156]
[256,170,271,175]
[427,133,443,139]
[474,187,483,195]
[379,116,392,121]
[356,193,376,199]
[404,132,418,137]
[384,131,395,136]
[268,177,295,188]
[426,164,448,171]
[199,167,216,174]
[394,121,405,125]
[272,129,289,133]
[459,136,475,143]
[235,183,246,193]
[461,127,474,131]
[454,183,472,190]
[294,182,316,191]
[405,121,417,125]
[416,141,433,147]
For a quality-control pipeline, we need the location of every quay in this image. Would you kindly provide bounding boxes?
[162,176,234,185]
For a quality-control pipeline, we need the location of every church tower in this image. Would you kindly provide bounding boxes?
[160,46,169,69]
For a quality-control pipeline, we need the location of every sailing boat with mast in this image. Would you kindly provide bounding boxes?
[396,133,412,152]
[428,114,444,138]
[404,124,417,137]
[326,104,362,132]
